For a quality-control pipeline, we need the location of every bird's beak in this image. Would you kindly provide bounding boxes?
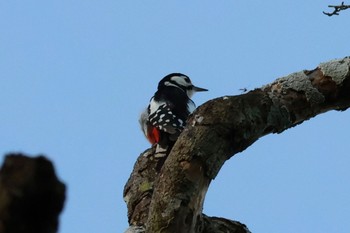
[193,86,208,92]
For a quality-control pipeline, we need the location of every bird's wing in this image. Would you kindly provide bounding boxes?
[148,103,184,135]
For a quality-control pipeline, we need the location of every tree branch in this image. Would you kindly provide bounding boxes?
[323,2,350,16]
[124,57,350,233]
[0,154,66,233]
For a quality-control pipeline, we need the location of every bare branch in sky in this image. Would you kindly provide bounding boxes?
[323,2,350,16]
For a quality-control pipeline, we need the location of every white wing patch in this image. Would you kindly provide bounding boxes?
[149,97,166,115]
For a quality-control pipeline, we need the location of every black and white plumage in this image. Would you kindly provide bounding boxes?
[139,73,208,156]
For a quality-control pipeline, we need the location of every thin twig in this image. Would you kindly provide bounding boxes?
[323,2,350,16]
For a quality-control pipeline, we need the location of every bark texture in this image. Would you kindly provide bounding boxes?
[124,57,350,233]
[0,154,66,233]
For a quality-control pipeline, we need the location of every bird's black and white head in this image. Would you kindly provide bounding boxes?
[158,73,208,98]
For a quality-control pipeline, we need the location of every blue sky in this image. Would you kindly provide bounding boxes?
[0,1,349,233]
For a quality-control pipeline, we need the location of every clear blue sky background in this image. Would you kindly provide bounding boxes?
[1,1,349,233]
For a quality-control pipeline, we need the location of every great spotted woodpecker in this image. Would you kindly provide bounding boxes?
[139,73,208,156]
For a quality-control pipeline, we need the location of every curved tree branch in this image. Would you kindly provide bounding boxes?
[323,2,350,16]
[124,57,350,233]
[0,154,66,233]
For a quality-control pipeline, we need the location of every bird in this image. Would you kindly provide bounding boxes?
[139,73,208,157]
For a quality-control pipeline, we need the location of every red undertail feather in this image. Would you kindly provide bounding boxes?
[147,126,160,144]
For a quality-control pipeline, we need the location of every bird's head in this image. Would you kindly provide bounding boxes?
[158,73,208,98]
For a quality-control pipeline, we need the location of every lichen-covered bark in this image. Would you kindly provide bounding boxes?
[123,148,158,226]
[124,57,350,233]
[0,154,66,233]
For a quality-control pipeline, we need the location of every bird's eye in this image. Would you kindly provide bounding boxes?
[183,77,190,83]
